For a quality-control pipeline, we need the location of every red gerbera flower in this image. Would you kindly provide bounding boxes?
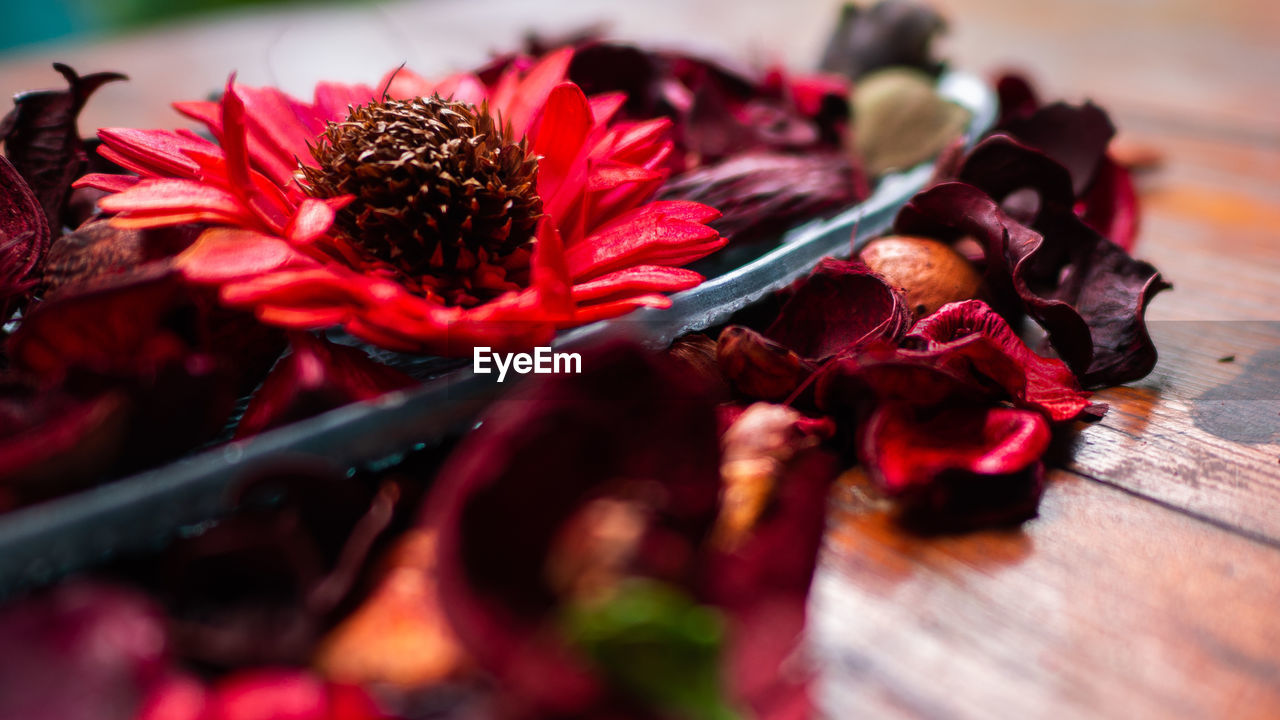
[74,48,725,355]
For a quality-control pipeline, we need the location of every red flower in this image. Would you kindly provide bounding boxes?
[76,49,724,355]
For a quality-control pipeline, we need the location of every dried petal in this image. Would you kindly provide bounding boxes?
[717,325,814,401]
[819,0,947,79]
[0,381,127,505]
[0,64,125,231]
[706,403,836,719]
[766,257,912,361]
[660,151,867,241]
[860,402,1049,527]
[0,582,168,720]
[898,137,1169,386]
[235,333,415,438]
[906,300,1096,422]
[428,341,722,716]
[314,529,469,689]
[0,156,50,318]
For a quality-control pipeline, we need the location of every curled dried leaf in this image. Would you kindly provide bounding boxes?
[714,403,831,549]
[0,63,126,231]
[314,529,470,689]
[819,0,947,80]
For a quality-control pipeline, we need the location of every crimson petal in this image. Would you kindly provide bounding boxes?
[765,257,912,361]
[235,332,415,438]
[906,300,1096,422]
[860,402,1050,527]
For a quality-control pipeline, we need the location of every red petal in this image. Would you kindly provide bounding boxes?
[95,127,215,178]
[495,47,574,138]
[313,81,376,121]
[72,173,141,193]
[177,227,318,283]
[860,402,1049,526]
[907,300,1095,422]
[569,265,702,303]
[531,217,573,318]
[765,257,912,361]
[235,332,414,438]
[98,179,253,221]
[286,197,347,244]
[565,201,722,280]
[531,83,595,210]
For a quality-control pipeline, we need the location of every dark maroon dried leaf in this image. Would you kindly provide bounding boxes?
[40,218,199,298]
[716,325,814,402]
[1000,101,1115,196]
[898,137,1169,387]
[0,63,126,231]
[814,343,997,419]
[0,582,168,720]
[558,41,843,171]
[667,333,730,398]
[766,257,912,361]
[236,332,415,438]
[994,73,1041,127]
[859,401,1049,527]
[137,468,402,670]
[0,155,50,318]
[707,403,836,719]
[660,151,867,242]
[428,341,722,716]
[905,300,1096,422]
[818,0,947,80]
[0,380,127,505]
[7,270,241,473]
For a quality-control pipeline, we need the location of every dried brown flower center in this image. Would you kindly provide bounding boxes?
[299,96,542,306]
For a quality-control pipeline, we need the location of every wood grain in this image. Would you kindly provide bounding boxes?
[812,468,1280,719]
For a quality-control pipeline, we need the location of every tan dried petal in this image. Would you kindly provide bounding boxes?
[851,67,970,176]
[714,403,823,549]
[312,529,468,689]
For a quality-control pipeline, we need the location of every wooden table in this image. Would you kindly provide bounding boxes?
[3,1,1278,717]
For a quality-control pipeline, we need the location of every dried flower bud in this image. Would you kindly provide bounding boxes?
[858,235,981,318]
[850,67,969,176]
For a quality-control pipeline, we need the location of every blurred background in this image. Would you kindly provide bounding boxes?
[1,0,1277,142]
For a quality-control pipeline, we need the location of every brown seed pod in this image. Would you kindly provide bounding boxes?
[299,96,541,305]
[858,235,982,318]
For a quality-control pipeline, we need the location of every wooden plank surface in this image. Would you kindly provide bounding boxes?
[2,1,1279,718]
[814,468,1280,719]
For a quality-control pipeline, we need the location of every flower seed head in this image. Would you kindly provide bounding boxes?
[300,96,542,306]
